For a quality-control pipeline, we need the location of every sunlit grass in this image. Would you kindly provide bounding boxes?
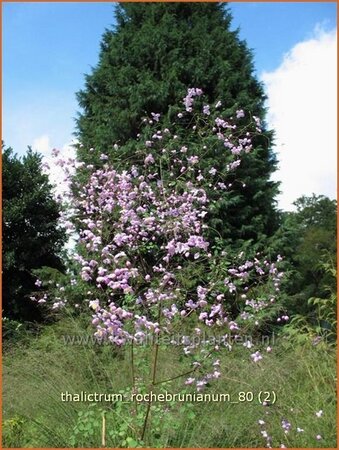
[2,314,336,448]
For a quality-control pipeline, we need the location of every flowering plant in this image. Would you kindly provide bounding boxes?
[34,88,286,441]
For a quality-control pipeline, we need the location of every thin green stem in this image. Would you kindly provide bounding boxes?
[153,368,196,386]
[140,302,162,441]
[131,339,138,415]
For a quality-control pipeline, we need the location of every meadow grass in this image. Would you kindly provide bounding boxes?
[2,313,337,448]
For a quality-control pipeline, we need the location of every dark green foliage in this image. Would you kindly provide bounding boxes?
[270,194,337,318]
[75,2,280,247]
[2,145,66,322]
[77,3,262,149]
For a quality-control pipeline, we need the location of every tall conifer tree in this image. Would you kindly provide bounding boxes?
[75,3,280,246]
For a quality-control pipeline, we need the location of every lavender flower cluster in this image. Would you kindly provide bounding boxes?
[34,88,286,391]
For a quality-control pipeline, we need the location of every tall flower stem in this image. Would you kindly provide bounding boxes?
[131,339,138,415]
[140,304,161,441]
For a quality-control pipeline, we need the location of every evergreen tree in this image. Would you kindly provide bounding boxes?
[75,2,279,246]
[2,146,66,322]
[270,194,337,317]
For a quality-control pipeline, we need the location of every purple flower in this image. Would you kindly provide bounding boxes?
[251,351,262,363]
[281,419,291,433]
[187,155,199,165]
[203,105,210,115]
[151,112,160,122]
[144,154,155,165]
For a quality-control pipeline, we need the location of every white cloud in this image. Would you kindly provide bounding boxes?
[32,135,77,197]
[34,138,78,252]
[261,26,337,211]
[32,134,50,155]
[47,141,77,197]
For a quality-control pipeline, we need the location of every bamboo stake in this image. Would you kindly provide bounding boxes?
[101,411,106,447]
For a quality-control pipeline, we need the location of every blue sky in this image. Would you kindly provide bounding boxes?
[3,2,337,210]
[231,2,336,73]
[3,2,115,152]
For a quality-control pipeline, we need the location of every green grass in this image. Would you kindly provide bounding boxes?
[2,313,337,448]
